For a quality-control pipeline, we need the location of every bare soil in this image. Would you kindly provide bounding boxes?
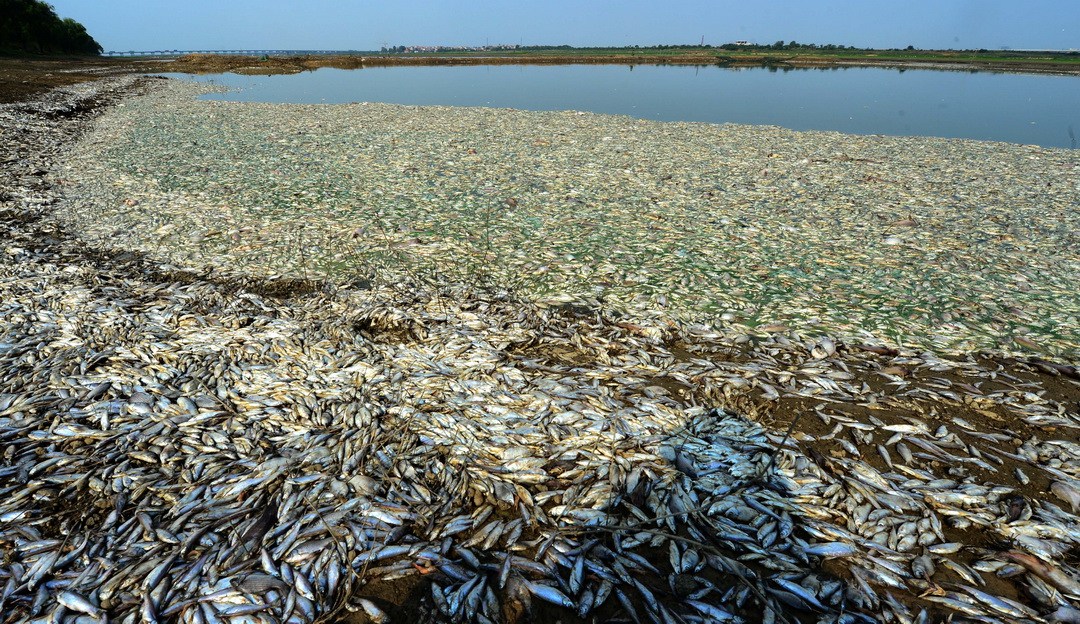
[0,55,152,102]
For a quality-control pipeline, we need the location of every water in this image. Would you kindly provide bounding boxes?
[164,64,1080,148]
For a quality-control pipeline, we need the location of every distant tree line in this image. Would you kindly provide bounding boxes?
[720,41,859,51]
[377,42,1080,56]
[0,0,102,55]
[505,43,866,52]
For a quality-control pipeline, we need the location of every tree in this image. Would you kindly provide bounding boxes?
[0,0,102,55]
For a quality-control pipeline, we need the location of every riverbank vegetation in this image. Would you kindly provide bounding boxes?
[0,0,102,55]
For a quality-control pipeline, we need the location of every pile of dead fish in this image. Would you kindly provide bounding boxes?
[1,78,1079,624]
[0,247,856,624]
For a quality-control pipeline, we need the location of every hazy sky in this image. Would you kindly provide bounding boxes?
[48,0,1080,53]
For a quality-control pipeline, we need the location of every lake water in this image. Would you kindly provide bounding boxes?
[165,64,1080,148]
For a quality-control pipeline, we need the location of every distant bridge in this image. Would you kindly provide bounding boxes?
[103,50,369,57]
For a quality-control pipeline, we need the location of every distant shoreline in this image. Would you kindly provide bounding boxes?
[151,51,1080,76]
[2,51,1077,104]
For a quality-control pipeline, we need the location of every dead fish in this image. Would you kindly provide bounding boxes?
[802,542,858,559]
[522,579,574,609]
[354,598,389,623]
[1050,481,1080,513]
[1002,551,1080,597]
[1050,605,1080,624]
[56,591,101,618]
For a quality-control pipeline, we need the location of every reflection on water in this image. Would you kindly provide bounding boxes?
[164,65,1080,148]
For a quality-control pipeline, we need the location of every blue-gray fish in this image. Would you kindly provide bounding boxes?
[1051,605,1080,624]
[687,599,737,621]
[523,579,574,608]
[56,591,101,617]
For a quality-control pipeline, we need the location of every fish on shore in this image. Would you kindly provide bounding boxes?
[0,72,1078,624]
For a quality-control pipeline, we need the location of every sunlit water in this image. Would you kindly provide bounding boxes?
[163,64,1080,148]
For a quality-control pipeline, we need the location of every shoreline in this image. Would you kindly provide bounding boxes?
[2,50,1079,106]
[154,52,1080,77]
[1,74,1079,624]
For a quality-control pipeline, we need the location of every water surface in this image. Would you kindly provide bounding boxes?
[165,65,1080,148]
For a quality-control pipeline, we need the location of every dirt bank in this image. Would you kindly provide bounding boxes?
[0,55,155,102]
[155,52,1080,76]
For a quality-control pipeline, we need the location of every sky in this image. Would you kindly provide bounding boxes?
[47,0,1080,53]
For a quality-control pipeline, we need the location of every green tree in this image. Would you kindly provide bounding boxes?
[0,0,102,55]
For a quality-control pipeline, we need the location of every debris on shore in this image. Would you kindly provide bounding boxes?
[0,76,1077,624]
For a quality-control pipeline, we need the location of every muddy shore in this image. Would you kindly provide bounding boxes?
[141,52,1080,77]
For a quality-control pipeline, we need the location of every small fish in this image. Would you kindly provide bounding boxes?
[957,584,1038,619]
[772,578,827,611]
[141,594,160,624]
[1002,494,1027,523]
[911,555,935,580]
[927,543,964,555]
[1002,551,1080,597]
[1050,605,1080,624]
[355,598,389,623]
[522,579,574,608]
[56,591,101,617]
[687,599,737,621]
[803,542,857,559]
[219,603,270,616]
[1050,481,1080,513]
[235,572,288,593]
